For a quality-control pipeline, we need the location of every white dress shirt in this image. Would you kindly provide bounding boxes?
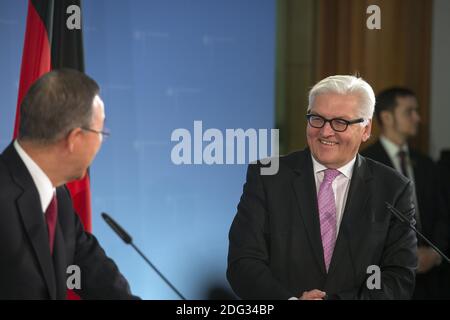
[311,155,356,236]
[14,140,55,214]
[379,135,422,228]
[379,135,415,181]
[288,155,356,300]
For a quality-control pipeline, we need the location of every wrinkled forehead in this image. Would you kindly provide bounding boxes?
[309,93,362,118]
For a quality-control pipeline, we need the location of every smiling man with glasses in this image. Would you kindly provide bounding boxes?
[305,86,372,170]
[228,75,418,300]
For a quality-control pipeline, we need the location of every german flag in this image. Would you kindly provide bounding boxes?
[14,0,90,299]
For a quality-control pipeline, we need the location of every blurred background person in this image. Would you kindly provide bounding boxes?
[362,87,449,299]
[437,150,450,298]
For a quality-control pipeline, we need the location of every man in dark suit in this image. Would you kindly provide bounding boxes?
[0,69,138,299]
[227,75,418,300]
[362,87,449,299]
[438,151,450,299]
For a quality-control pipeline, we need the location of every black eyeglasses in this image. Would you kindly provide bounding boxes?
[306,114,365,132]
[81,127,111,139]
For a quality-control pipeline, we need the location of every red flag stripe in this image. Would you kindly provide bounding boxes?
[13,0,51,138]
[15,2,92,299]
[67,177,92,232]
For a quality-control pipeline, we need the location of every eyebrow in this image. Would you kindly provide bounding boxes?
[309,112,354,120]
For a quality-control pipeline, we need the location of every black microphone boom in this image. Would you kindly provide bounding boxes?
[102,213,132,244]
[385,202,450,264]
[101,212,186,300]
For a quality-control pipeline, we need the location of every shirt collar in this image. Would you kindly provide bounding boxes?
[311,153,356,179]
[379,135,409,159]
[14,140,55,213]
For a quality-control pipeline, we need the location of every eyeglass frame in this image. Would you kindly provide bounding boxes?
[305,113,366,132]
[81,127,111,139]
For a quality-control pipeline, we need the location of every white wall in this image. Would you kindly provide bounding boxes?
[430,0,450,160]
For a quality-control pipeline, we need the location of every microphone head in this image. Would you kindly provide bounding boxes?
[384,202,407,223]
[102,212,133,244]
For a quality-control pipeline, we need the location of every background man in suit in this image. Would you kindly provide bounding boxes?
[0,69,138,299]
[227,75,418,300]
[438,151,450,299]
[362,87,449,299]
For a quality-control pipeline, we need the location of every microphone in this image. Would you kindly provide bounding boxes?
[101,212,186,300]
[385,202,450,264]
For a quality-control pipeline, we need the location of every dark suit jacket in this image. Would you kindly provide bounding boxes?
[0,143,138,299]
[227,149,418,300]
[362,140,448,251]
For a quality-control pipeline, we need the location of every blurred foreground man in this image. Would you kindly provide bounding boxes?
[227,75,418,300]
[362,87,449,299]
[0,69,138,299]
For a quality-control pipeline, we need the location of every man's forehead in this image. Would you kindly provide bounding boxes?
[396,95,418,108]
[310,95,360,117]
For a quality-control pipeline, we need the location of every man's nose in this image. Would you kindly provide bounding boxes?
[320,121,335,136]
[414,111,421,123]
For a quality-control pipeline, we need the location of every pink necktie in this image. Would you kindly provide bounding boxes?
[318,169,340,272]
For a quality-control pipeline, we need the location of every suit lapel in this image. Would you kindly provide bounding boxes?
[53,218,68,299]
[3,143,57,299]
[53,187,70,299]
[291,150,326,274]
[373,140,394,168]
[409,152,423,193]
[17,193,58,299]
[327,155,372,279]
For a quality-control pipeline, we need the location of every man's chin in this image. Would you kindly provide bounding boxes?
[78,171,88,180]
[313,153,336,166]
[313,150,348,168]
[69,171,87,182]
[314,146,338,159]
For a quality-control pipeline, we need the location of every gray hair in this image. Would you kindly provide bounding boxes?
[307,75,375,119]
[18,69,100,144]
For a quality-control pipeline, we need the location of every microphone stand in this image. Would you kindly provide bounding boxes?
[102,213,186,300]
[385,202,450,263]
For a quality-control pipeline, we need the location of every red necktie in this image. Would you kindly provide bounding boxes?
[398,150,409,178]
[46,193,58,255]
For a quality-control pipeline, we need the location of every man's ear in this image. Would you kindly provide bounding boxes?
[362,119,372,142]
[380,110,393,128]
[65,128,83,153]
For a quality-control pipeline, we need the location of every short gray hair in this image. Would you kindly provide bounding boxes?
[18,69,100,144]
[307,75,375,119]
